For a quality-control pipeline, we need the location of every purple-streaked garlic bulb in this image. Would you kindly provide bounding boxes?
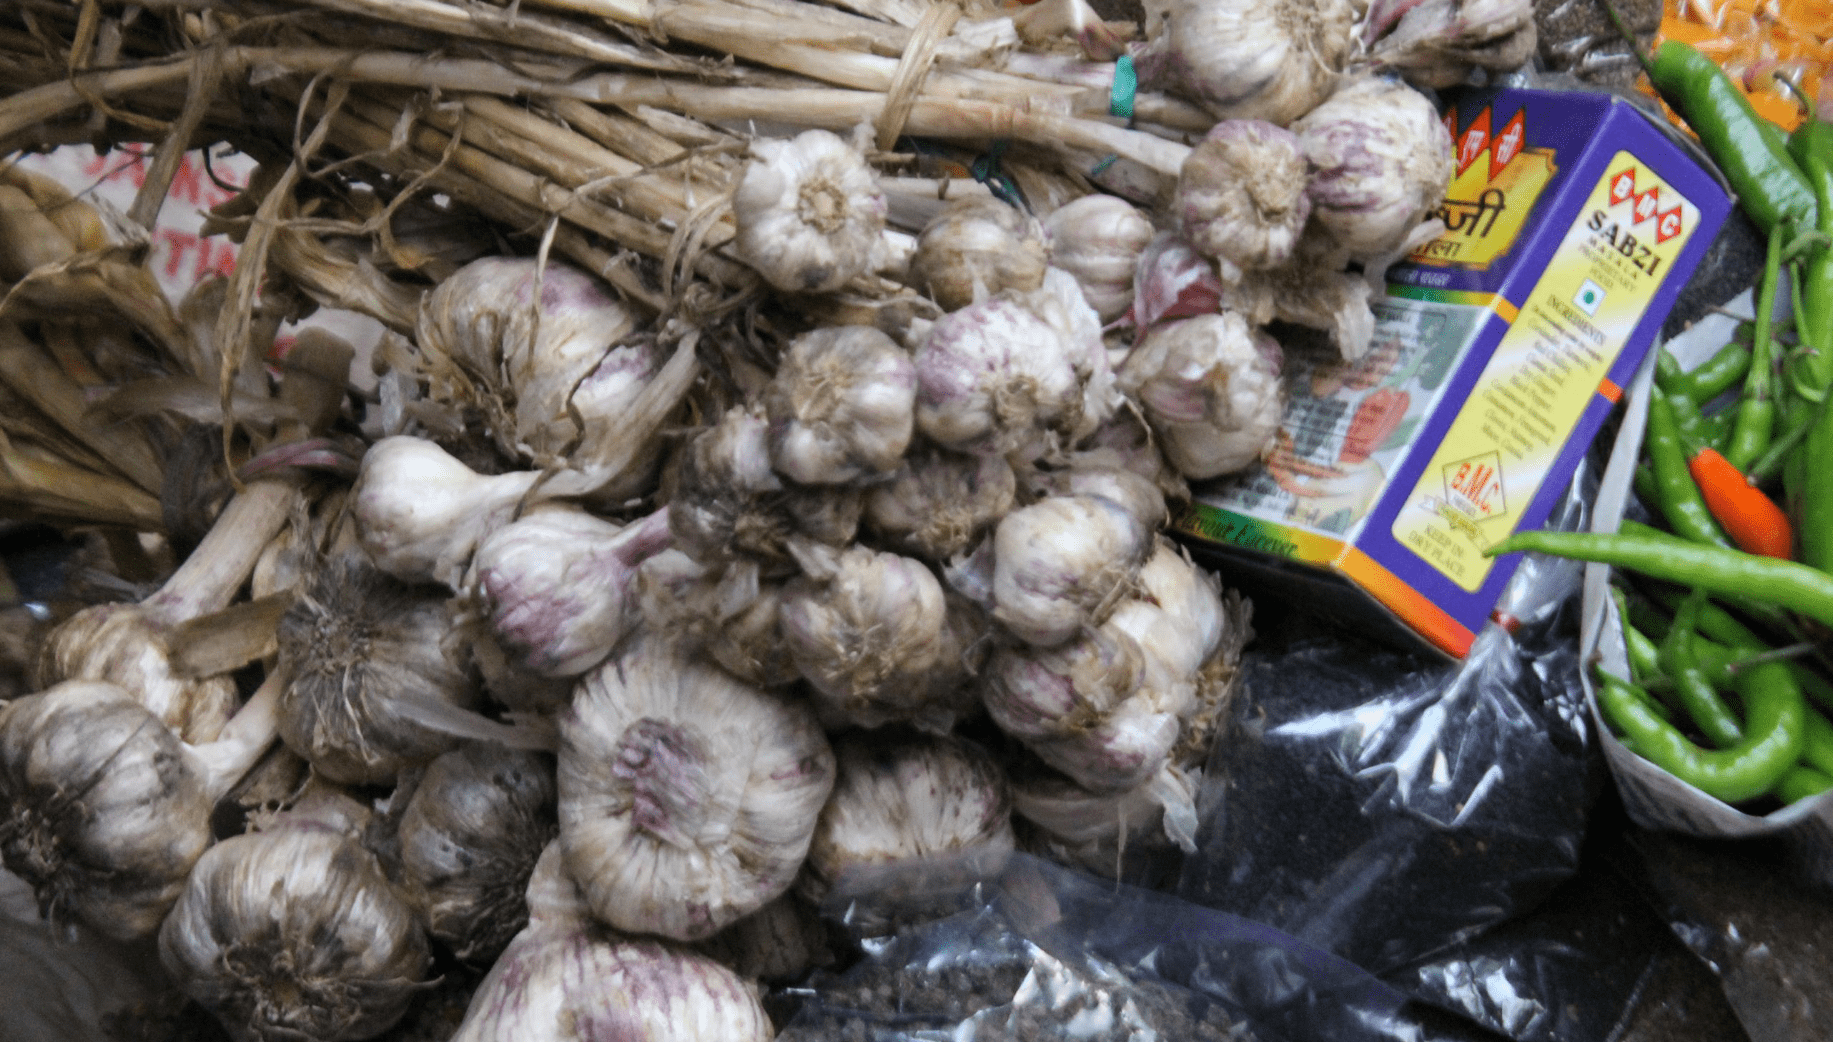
[1292,76,1455,266]
[907,196,1048,312]
[158,797,431,1042]
[635,553,801,687]
[799,732,1015,903]
[277,556,481,786]
[1118,311,1284,479]
[913,268,1117,460]
[1175,120,1312,282]
[864,443,1017,563]
[764,326,916,485]
[352,435,544,589]
[398,744,558,965]
[1364,0,1538,90]
[669,404,861,565]
[734,129,888,293]
[471,505,673,677]
[1136,0,1358,125]
[1044,194,1155,323]
[0,676,280,940]
[989,493,1155,646]
[559,637,835,941]
[781,542,948,730]
[451,843,774,1042]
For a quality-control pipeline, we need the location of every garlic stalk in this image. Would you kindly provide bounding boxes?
[1135,0,1358,125]
[907,196,1048,312]
[1043,194,1155,324]
[277,555,483,786]
[1175,120,1312,283]
[398,744,558,965]
[799,732,1015,904]
[0,675,282,940]
[864,443,1017,563]
[780,541,948,730]
[764,325,917,486]
[471,504,673,677]
[559,637,835,941]
[452,843,774,1042]
[1118,312,1285,479]
[351,435,544,589]
[734,128,889,293]
[990,492,1155,647]
[635,552,801,687]
[158,796,431,1042]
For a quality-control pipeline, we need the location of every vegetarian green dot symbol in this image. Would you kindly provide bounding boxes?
[1574,280,1605,316]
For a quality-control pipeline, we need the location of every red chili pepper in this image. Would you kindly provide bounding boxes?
[1686,446,1794,559]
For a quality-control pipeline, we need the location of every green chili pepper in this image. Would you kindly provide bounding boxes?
[1798,156,1833,572]
[1802,705,1833,780]
[1658,590,1745,747]
[1613,587,1662,685]
[1725,223,1785,471]
[1657,341,1752,405]
[1617,519,1796,631]
[1702,409,1737,454]
[1647,42,1817,234]
[1595,663,1804,803]
[1775,765,1833,804]
[1646,392,1731,546]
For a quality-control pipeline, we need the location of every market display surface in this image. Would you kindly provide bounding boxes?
[0,0,1829,1040]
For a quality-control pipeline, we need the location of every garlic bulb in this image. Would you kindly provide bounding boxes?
[277,555,482,785]
[781,542,948,730]
[913,267,1117,460]
[1137,0,1357,125]
[1365,0,1538,90]
[635,553,801,687]
[864,443,1017,562]
[398,744,558,964]
[452,843,773,1042]
[1118,312,1284,478]
[352,435,543,588]
[990,493,1155,646]
[1220,257,1377,361]
[471,505,673,677]
[734,128,888,293]
[1175,120,1312,282]
[1022,464,1169,531]
[799,732,1015,903]
[1011,761,1202,874]
[694,893,832,984]
[1292,77,1455,266]
[764,325,916,485]
[907,196,1048,312]
[1043,194,1155,323]
[159,799,430,1042]
[669,404,860,565]
[559,637,835,941]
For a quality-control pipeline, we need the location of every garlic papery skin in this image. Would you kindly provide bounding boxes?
[1044,195,1156,324]
[913,267,1116,460]
[799,732,1015,904]
[635,553,800,687]
[670,404,861,565]
[452,843,773,1042]
[1118,312,1285,479]
[352,435,544,589]
[764,325,917,486]
[414,256,651,468]
[1175,120,1312,282]
[398,744,558,965]
[1220,258,1377,361]
[733,128,888,293]
[864,443,1017,563]
[158,805,430,1042]
[781,542,948,730]
[1292,76,1455,266]
[990,493,1154,647]
[471,505,673,677]
[907,196,1048,312]
[559,638,835,941]
[277,556,482,786]
[1138,0,1357,125]
[1011,761,1201,874]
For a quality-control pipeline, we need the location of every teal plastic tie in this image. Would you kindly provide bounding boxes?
[1109,54,1136,123]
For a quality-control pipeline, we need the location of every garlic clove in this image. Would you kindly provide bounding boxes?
[1043,194,1155,324]
[1118,311,1285,479]
[763,325,917,485]
[990,493,1154,647]
[1175,120,1312,283]
[734,128,888,294]
[864,442,1017,563]
[33,603,238,745]
[351,435,543,589]
[907,196,1048,312]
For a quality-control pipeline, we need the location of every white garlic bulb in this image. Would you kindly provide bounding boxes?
[799,732,1015,903]
[398,744,558,964]
[907,196,1048,312]
[780,542,948,730]
[634,553,801,687]
[1175,120,1312,283]
[669,404,861,565]
[764,325,916,485]
[990,493,1155,647]
[452,843,773,1042]
[159,799,431,1042]
[1011,761,1202,873]
[471,505,673,677]
[1118,311,1285,479]
[1022,464,1169,531]
[34,604,237,745]
[352,435,544,589]
[559,637,835,941]
[1365,0,1538,90]
[913,267,1117,460]
[1138,0,1357,125]
[1044,194,1155,323]
[864,443,1018,563]
[277,556,482,786]
[734,128,888,293]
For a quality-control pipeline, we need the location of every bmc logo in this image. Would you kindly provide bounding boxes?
[1606,167,1684,244]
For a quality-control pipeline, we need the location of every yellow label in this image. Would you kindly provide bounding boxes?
[1392,151,1703,591]
[1412,150,1558,271]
